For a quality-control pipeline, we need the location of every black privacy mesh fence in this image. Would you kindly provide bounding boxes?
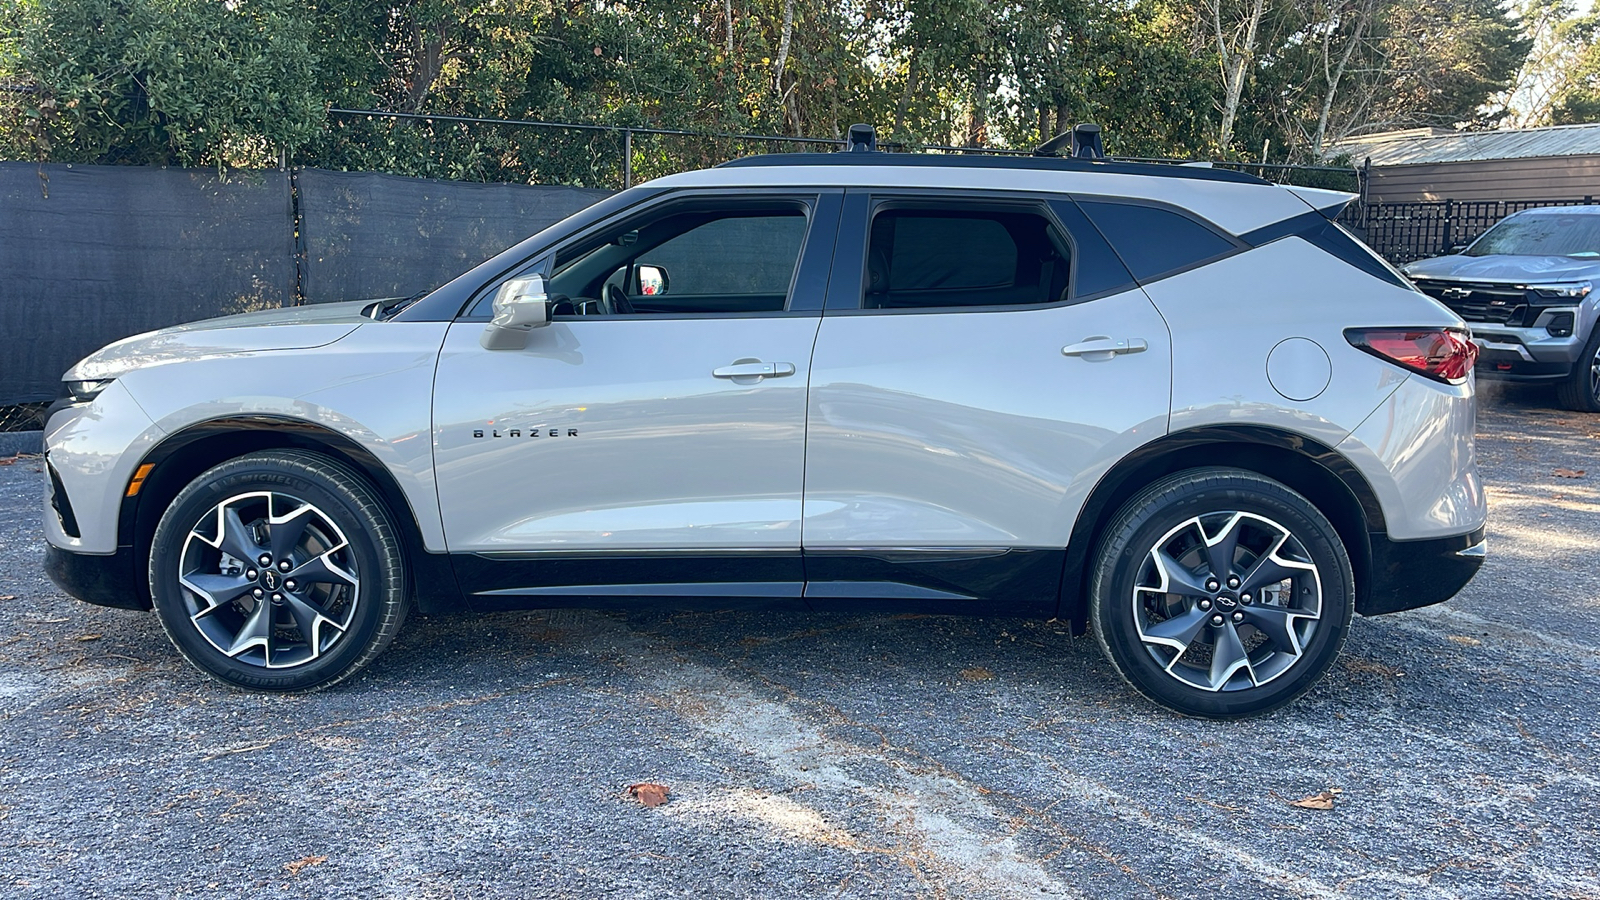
[296,170,609,305]
[0,163,294,424]
[0,164,613,427]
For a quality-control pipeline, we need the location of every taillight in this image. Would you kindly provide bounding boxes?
[1345,328,1478,384]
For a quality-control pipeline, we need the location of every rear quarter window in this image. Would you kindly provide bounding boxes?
[1078,200,1240,282]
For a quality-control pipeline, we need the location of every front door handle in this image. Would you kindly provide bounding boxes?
[713,360,797,380]
[1061,337,1148,359]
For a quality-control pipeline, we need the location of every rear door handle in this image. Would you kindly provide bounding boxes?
[713,360,796,379]
[1061,337,1148,358]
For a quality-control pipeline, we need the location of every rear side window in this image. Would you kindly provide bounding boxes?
[1078,200,1239,282]
[883,215,1017,290]
[864,208,1068,309]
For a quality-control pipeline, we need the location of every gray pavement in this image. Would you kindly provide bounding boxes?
[2,389,1598,899]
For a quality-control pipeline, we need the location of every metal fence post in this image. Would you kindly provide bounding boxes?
[623,129,633,190]
[1441,198,1454,257]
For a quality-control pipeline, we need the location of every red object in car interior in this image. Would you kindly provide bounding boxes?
[1345,329,1479,384]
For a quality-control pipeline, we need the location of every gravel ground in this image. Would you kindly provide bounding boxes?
[2,390,1598,900]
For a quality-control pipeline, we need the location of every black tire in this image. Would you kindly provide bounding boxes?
[1089,467,1354,719]
[148,450,408,691]
[1554,326,1600,413]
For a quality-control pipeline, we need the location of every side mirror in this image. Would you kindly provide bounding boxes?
[1449,242,1471,254]
[635,264,669,296]
[480,275,550,350]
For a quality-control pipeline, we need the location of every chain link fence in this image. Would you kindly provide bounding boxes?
[0,402,46,433]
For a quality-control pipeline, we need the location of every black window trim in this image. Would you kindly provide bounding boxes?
[1239,209,1412,289]
[455,187,839,322]
[1068,193,1249,288]
[824,188,1137,317]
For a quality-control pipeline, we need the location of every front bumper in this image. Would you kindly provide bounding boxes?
[1359,527,1485,616]
[1471,323,1583,382]
[44,544,150,610]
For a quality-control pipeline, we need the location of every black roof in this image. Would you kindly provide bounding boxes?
[716,152,1272,186]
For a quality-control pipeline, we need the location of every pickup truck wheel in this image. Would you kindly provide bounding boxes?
[1089,468,1354,719]
[1554,327,1600,413]
[148,450,408,691]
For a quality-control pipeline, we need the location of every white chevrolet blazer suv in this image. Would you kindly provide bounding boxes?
[42,140,1487,717]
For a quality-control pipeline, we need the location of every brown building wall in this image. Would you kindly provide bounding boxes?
[1365,155,1600,203]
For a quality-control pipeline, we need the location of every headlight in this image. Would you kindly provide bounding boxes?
[66,379,114,403]
[1531,282,1592,299]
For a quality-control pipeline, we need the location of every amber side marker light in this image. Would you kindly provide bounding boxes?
[126,463,154,497]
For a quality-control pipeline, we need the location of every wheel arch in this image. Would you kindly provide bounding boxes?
[118,416,460,614]
[1059,425,1384,631]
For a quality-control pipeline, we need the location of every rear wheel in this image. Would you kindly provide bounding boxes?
[1089,467,1353,718]
[1554,326,1600,412]
[148,450,408,691]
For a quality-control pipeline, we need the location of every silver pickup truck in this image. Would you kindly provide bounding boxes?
[1402,205,1600,411]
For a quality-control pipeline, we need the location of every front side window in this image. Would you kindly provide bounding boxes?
[548,204,808,316]
[863,207,1070,309]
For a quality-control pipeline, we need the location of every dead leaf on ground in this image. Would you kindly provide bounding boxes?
[1447,635,1482,646]
[1289,788,1343,810]
[959,666,995,681]
[0,456,15,467]
[628,782,670,807]
[0,595,16,602]
[1554,468,1587,478]
[73,633,102,642]
[283,855,327,876]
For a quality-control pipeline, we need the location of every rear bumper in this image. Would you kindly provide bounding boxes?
[1359,526,1485,616]
[44,543,150,610]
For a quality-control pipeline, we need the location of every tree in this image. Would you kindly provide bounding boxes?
[1370,0,1530,131]
[0,0,321,167]
[1497,0,1580,127]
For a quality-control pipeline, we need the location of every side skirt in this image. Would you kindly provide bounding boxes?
[446,548,1064,617]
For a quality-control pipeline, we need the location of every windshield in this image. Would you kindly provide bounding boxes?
[1467,213,1600,258]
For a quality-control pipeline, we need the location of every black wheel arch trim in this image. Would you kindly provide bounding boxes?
[115,415,461,615]
[1058,424,1388,629]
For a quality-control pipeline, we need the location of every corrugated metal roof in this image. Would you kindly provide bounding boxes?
[1332,123,1600,166]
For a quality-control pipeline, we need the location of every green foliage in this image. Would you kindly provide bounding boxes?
[0,0,321,166]
[1549,12,1600,123]
[1375,0,1532,130]
[0,0,1536,179]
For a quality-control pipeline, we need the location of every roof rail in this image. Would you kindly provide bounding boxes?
[715,151,1271,186]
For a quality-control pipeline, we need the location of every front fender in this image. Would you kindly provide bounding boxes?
[113,322,449,551]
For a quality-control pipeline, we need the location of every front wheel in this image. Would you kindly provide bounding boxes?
[148,450,409,691]
[1089,468,1354,718]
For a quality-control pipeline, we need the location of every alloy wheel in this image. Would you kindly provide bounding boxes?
[1131,511,1323,692]
[177,491,361,669]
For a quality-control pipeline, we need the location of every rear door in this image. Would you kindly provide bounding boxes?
[800,190,1172,613]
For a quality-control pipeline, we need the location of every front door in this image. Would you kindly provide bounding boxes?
[432,191,839,603]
